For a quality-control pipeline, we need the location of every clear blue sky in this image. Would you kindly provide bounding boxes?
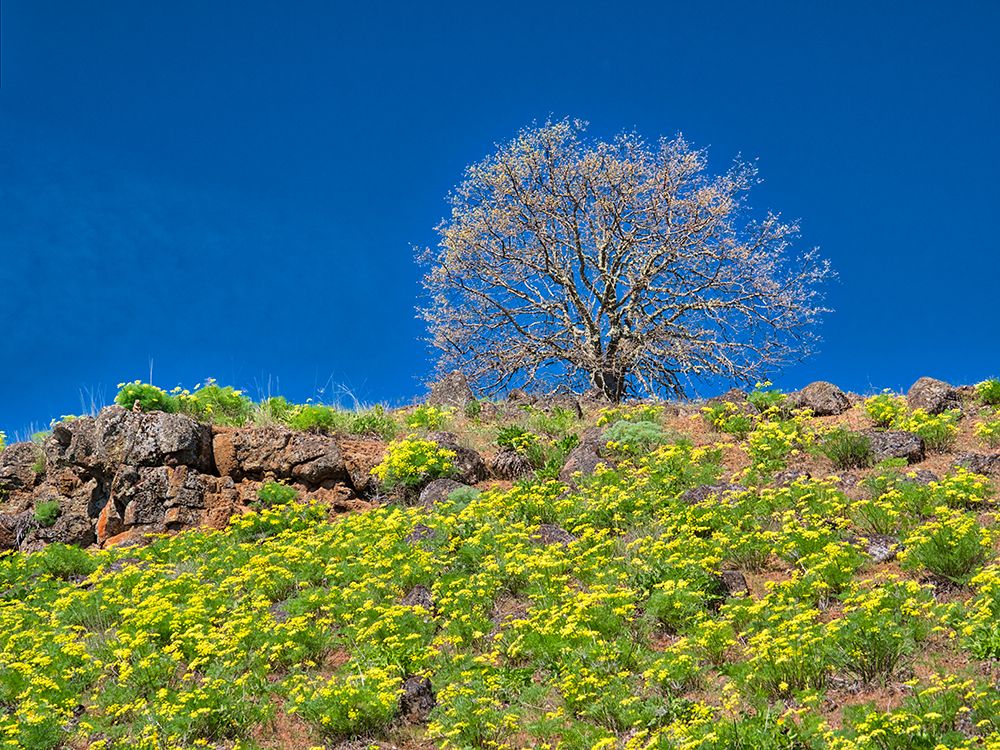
[1,1,998,436]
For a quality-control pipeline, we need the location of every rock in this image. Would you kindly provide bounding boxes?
[707,388,756,411]
[903,469,939,485]
[532,524,577,546]
[859,430,925,464]
[506,389,536,405]
[398,675,436,723]
[0,443,43,493]
[953,453,1000,476]
[863,535,899,563]
[401,585,434,610]
[417,478,470,507]
[0,511,33,550]
[786,381,851,416]
[717,570,750,597]
[907,377,961,415]
[96,498,126,544]
[405,523,436,545]
[212,427,348,488]
[47,407,214,478]
[425,433,488,485]
[337,437,386,496]
[680,483,747,504]
[490,449,535,480]
[427,371,474,407]
[558,443,605,484]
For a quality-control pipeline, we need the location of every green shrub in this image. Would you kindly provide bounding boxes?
[406,404,454,431]
[976,413,1000,447]
[348,405,398,440]
[370,437,456,490]
[464,398,483,420]
[603,419,675,456]
[746,381,786,413]
[178,381,253,426]
[527,405,579,437]
[114,381,178,413]
[287,404,343,432]
[256,482,300,508]
[976,378,1000,406]
[905,408,960,452]
[702,401,754,439]
[33,500,60,527]
[818,428,872,469]
[596,404,662,426]
[253,396,296,425]
[900,507,993,583]
[863,392,907,428]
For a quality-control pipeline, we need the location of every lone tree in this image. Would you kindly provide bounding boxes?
[418,119,832,402]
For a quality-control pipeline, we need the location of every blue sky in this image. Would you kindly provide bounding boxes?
[1,1,998,436]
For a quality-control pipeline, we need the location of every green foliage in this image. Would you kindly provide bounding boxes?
[702,401,755,439]
[406,404,454,431]
[463,398,483,420]
[347,405,399,440]
[371,437,456,490]
[176,380,253,426]
[900,506,993,583]
[595,404,662,427]
[862,393,958,452]
[818,428,872,469]
[526,405,579,437]
[746,381,786,412]
[114,381,178,413]
[863,392,907,428]
[255,481,299,508]
[286,403,342,432]
[33,500,60,527]
[976,378,1000,406]
[603,419,677,456]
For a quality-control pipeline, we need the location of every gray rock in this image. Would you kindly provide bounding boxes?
[786,381,851,416]
[858,430,925,464]
[907,377,961,415]
[417,478,470,507]
[953,453,1000,476]
[490,449,535,480]
[427,371,474,407]
[558,443,606,484]
[401,584,434,610]
[0,443,43,493]
[212,426,348,487]
[717,570,750,597]
[398,675,436,723]
[533,524,577,546]
[424,433,488,485]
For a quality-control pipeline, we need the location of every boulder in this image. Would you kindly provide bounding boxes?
[907,377,961,415]
[401,585,434,610]
[47,407,214,477]
[490,449,535,480]
[707,388,756,412]
[398,675,436,723]
[425,432,488,485]
[417,478,470,507]
[558,443,606,484]
[0,443,43,493]
[532,524,577,546]
[786,381,851,416]
[859,430,925,464]
[953,453,1000,476]
[337,437,386,496]
[212,426,348,488]
[426,371,474,407]
[717,570,750,597]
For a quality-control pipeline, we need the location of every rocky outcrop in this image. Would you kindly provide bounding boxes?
[954,453,1000,476]
[425,432,488,485]
[490,449,534,480]
[558,427,610,485]
[786,381,851,416]
[427,371,474,407]
[212,426,348,488]
[858,429,925,464]
[907,377,961,415]
[417,478,471,507]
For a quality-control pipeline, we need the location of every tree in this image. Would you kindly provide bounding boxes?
[418,119,832,402]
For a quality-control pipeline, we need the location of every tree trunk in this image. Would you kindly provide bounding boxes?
[592,370,625,403]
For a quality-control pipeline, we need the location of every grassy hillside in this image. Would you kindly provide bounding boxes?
[2,381,1000,749]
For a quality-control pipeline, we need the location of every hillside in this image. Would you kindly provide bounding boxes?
[1,376,1000,749]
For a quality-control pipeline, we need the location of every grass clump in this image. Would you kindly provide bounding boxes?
[976,378,1000,406]
[114,381,178,413]
[255,481,299,508]
[33,500,60,527]
[818,428,872,469]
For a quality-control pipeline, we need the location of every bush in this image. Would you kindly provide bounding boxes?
[33,500,60,527]
[406,404,454,431]
[903,408,959,452]
[370,437,456,490]
[976,378,1000,406]
[863,392,908,429]
[177,381,253,426]
[702,401,754,440]
[746,381,786,413]
[287,404,343,432]
[115,381,178,413]
[596,404,662,427]
[975,413,1000,447]
[348,405,399,440]
[900,507,993,583]
[603,419,675,456]
[256,482,299,508]
[818,428,872,469]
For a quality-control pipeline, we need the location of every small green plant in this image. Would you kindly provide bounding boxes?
[818,428,872,469]
[702,401,754,440]
[900,507,993,584]
[527,405,579,437]
[287,403,342,432]
[30,450,46,475]
[746,381,786,413]
[0,430,5,451]
[371,437,456,490]
[603,419,675,456]
[406,404,454,431]
[252,395,296,425]
[348,405,399,440]
[976,378,1000,406]
[596,404,662,427]
[464,398,483,420]
[177,380,253,426]
[33,500,60,527]
[904,408,959,452]
[863,392,907,428]
[256,481,300,508]
[975,412,1000,447]
[114,381,178,413]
